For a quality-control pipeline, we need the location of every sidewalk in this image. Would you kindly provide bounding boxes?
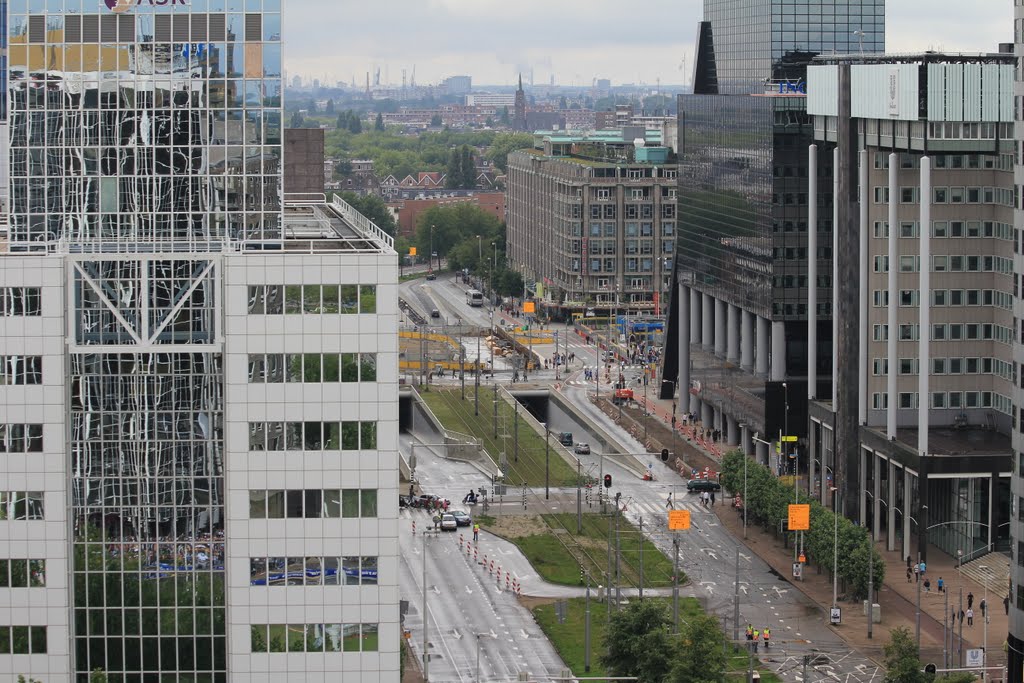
[713,500,1008,671]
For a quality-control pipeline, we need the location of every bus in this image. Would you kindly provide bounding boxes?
[466,289,484,307]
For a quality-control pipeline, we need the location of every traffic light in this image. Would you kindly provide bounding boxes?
[603,474,612,488]
[661,448,670,462]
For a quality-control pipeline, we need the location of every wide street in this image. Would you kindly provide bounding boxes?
[399,275,886,682]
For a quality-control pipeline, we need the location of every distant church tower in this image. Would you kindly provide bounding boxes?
[513,73,527,132]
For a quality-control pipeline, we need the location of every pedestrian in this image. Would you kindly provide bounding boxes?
[710,491,716,506]
[937,576,944,593]
[907,555,912,569]
[919,560,926,576]
[473,523,480,543]
[968,591,974,609]
[913,562,920,582]
[1005,595,1010,615]
[906,566,912,583]
[959,609,965,624]
[924,578,930,592]
[746,624,753,641]
[666,493,673,509]
[409,484,415,498]
[967,608,974,626]
[443,499,449,512]
[980,598,987,618]
[763,627,771,649]
[752,629,760,653]
[433,514,440,531]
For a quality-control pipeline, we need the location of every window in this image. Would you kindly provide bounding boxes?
[932,290,947,306]
[0,559,46,587]
[873,221,890,238]
[249,285,377,315]
[0,356,41,386]
[898,359,917,375]
[899,256,918,272]
[932,256,947,272]
[250,489,377,519]
[249,421,375,451]
[932,221,947,238]
[932,358,947,374]
[0,492,44,520]
[0,425,44,453]
[596,188,610,200]
[898,392,917,409]
[932,324,946,340]
[900,222,917,238]
[0,625,46,654]
[933,187,948,203]
[932,393,947,408]
[0,288,41,316]
[251,623,379,653]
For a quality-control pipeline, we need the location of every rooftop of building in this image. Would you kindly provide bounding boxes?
[513,128,676,168]
[812,51,1013,66]
[891,426,1012,457]
[281,194,396,254]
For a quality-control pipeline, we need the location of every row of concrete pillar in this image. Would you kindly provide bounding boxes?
[676,284,784,465]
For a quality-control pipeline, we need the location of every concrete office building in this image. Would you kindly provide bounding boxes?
[662,0,884,465]
[506,131,677,316]
[0,0,399,680]
[803,55,1015,583]
[1011,2,1024,674]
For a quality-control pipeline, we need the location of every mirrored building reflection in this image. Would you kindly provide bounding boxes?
[0,0,399,680]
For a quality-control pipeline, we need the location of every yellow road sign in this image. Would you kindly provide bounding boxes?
[781,436,798,442]
[668,509,691,530]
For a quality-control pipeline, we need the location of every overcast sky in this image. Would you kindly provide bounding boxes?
[282,1,1012,88]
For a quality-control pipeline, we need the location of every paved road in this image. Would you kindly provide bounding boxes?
[398,300,888,682]
[399,434,566,683]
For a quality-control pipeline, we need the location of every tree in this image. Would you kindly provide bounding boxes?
[882,627,927,683]
[347,114,362,134]
[668,612,727,683]
[307,98,318,113]
[430,114,443,127]
[600,600,674,683]
[499,106,510,125]
[375,112,385,131]
[414,204,503,268]
[486,132,534,173]
[325,99,335,115]
[460,145,475,188]
[289,111,304,129]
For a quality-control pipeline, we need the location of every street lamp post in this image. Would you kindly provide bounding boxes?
[831,486,839,609]
[429,224,435,273]
[981,564,990,679]
[474,632,494,683]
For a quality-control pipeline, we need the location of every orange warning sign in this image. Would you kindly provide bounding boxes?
[668,509,691,530]
[523,301,536,313]
[788,504,810,531]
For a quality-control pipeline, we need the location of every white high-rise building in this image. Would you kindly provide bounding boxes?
[0,0,400,680]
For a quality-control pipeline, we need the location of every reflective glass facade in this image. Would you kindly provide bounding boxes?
[7,0,283,248]
[5,0,280,678]
[677,0,884,322]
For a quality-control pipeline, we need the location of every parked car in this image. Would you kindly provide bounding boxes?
[558,432,574,446]
[430,308,440,318]
[574,443,591,455]
[399,495,413,508]
[450,510,472,527]
[440,514,458,531]
[412,494,448,509]
[686,479,721,493]
[426,272,437,281]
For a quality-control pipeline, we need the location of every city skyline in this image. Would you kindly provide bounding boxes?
[283,0,1011,88]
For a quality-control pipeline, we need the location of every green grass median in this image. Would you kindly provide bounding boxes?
[482,512,681,588]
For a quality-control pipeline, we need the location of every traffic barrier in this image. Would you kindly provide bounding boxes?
[497,568,502,585]
[473,547,478,563]
[412,520,416,535]
[506,574,511,591]
[489,560,495,575]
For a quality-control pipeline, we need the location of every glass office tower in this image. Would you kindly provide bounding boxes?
[663,0,883,465]
[5,0,279,679]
